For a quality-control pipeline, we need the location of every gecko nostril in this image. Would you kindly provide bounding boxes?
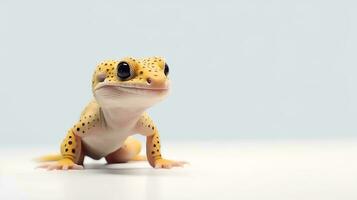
[146,78,152,84]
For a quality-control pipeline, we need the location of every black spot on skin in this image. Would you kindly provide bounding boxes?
[157,149,159,152]
[65,148,68,152]
[154,144,156,147]
[151,151,155,154]
[89,115,92,118]
[82,131,85,133]
[140,71,143,74]
[106,69,109,72]
[152,127,155,130]
[105,63,107,66]
[69,136,72,138]
[64,144,67,147]
[72,149,75,153]
[148,125,151,128]
[77,128,80,131]
[82,123,85,126]
[68,141,72,145]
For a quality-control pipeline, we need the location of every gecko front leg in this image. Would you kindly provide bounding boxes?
[38,101,100,170]
[38,130,84,170]
[137,113,186,169]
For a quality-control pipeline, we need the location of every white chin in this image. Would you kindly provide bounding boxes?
[94,87,169,108]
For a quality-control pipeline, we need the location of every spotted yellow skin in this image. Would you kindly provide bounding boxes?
[91,57,166,89]
[37,56,185,170]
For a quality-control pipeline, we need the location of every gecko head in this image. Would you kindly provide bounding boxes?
[92,57,170,109]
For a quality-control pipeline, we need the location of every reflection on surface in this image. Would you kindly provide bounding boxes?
[1,140,357,200]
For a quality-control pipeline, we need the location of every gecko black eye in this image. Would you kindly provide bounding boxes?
[117,62,131,80]
[164,63,169,76]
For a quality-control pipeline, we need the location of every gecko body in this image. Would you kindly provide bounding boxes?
[38,57,184,170]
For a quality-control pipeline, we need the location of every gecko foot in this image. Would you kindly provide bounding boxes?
[37,158,83,170]
[154,159,187,169]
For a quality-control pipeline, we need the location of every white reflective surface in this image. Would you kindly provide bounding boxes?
[1,140,357,200]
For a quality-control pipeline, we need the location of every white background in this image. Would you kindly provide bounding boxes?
[1,1,357,199]
[1,0,357,145]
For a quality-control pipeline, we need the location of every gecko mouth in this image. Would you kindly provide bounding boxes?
[94,83,169,95]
